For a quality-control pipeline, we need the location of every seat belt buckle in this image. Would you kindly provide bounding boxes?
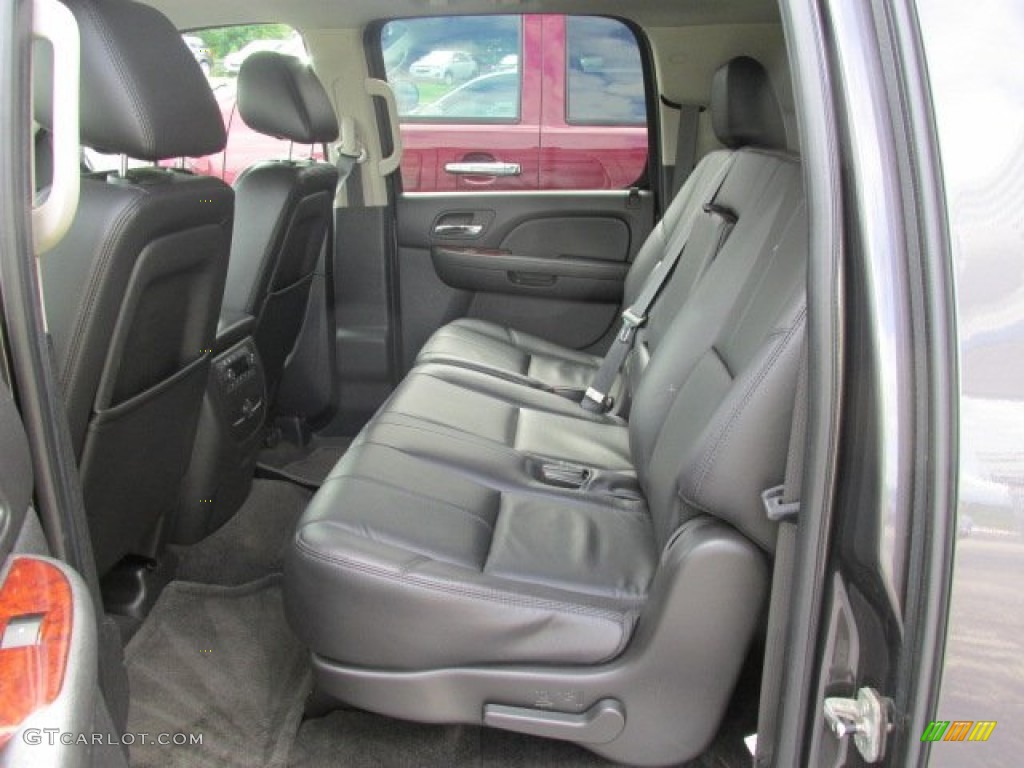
[618,307,646,342]
[621,307,645,328]
[762,485,800,523]
[582,386,612,413]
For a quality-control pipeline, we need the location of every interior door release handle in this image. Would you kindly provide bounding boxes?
[445,162,522,177]
[434,224,483,237]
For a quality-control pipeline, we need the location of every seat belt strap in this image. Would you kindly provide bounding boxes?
[672,103,702,197]
[581,307,644,413]
[581,154,736,414]
[335,115,366,206]
[336,150,361,188]
[753,338,808,766]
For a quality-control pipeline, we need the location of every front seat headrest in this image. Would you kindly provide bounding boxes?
[35,0,226,160]
[238,52,340,145]
[711,56,787,151]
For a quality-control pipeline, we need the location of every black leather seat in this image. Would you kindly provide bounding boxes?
[285,58,806,766]
[36,0,232,574]
[221,51,339,404]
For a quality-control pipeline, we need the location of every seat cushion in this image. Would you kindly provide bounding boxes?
[285,439,656,669]
[415,318,602,394]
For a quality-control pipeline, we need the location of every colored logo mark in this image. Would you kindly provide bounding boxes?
[921,720,997,742]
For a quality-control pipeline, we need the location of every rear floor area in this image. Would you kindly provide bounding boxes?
[123,476,755,767]
[257,435,355,487]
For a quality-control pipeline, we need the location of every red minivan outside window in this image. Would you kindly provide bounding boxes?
[383,15,648,193]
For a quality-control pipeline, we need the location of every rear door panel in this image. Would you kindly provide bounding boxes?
[0,382,104,768]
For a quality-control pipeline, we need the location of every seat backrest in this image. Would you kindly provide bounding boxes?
[632,165,806,551]
[626,59,807,554]
[623,57,791,355]
[222,51,340,402]
[37,0,232,574]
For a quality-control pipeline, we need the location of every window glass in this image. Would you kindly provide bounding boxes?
[566,17,646,125]
[390,16,522,119]
[381,14,648,192]
[413,73,520,120]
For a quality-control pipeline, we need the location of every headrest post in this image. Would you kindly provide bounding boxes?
[118,153,127,178]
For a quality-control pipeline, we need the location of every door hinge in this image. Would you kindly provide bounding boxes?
[823,687,892,763]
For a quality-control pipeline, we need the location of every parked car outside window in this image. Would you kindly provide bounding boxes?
[409,50,480,84]
[413,72,520,119]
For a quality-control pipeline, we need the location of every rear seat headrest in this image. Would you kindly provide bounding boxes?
[238,52,340,145]
[711,56,787,151]
[35,0,226,161]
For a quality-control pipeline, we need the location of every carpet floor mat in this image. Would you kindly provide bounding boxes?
[175,479,311,585]
[125,576,311,768]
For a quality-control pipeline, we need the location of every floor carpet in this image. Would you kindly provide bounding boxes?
[175,479,311,585]
[288,709,619,768]
[125,576,311,768]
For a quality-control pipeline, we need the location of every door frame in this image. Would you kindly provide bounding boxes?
[773,0,958,764]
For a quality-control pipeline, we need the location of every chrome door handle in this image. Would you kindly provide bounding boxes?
[444,162,522,177]
[433,224,483,237]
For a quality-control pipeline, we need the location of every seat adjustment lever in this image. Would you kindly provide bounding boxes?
[484,698,625,745]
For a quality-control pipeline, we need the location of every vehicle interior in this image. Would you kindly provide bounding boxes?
[4,0,956,765]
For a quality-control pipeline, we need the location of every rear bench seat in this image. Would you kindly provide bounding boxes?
[284,57,807,767]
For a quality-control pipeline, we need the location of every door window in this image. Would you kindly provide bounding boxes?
[565,17,646,125]
[381,15,648,192]
[413,72,521,120]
